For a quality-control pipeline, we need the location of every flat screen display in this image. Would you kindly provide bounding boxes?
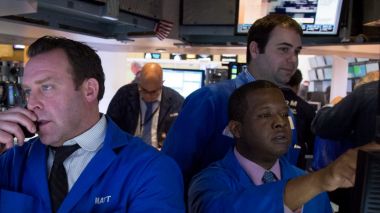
[162,68,205,98]
[316,68,324,80]
[366,62,379,73]
[236,0,344,35]
[353,65,366,78]
[323,67,332,80]
[308,69,317,81]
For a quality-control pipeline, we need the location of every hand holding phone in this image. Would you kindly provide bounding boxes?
[21,122,37,138]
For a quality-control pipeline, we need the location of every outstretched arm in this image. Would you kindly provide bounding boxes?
[285,142,380,210]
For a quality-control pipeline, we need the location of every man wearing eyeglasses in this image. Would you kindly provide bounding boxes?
[107,62,184,149]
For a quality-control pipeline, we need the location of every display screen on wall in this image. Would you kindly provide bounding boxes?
[144,53,161,59]
[315,56,326,67]
[366,62,379,73]
[316,68,324,80]
[353,65,367,78]
[236,0,344,35]
[323,68,332,80]
[162,68,205,98]
[348,66,355,78]
[308,69,317,81]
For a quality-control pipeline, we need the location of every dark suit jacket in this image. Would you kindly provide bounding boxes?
[281,87,316,169]
[107,83,184,148]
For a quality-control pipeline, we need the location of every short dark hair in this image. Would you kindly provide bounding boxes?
[246,14,303,64]
[27,36,105,101]
[228,80,280,123]
[287,69,303,87]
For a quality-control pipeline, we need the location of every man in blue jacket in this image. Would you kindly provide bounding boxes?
[163,14,303,185]
[0,36,184,212]
[188,80,380,213]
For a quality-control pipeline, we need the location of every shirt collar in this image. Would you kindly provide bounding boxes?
[63,114,107,152]
[139,90,162,107]
[234,147,281,185]
[235,69,256,88]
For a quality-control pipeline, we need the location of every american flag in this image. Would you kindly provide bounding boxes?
[154,19,174,40]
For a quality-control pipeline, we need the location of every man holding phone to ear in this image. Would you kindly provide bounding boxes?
[0,36,184,212]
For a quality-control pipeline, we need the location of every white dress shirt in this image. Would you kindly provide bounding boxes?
[47,114,107,190]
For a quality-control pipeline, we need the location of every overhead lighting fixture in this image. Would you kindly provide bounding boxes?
[101,15,118,21]
[102,0,119,21]
[156,48,167,53]
[13,44,25,49]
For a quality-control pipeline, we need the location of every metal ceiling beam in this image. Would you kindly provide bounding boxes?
[1,0,157,41]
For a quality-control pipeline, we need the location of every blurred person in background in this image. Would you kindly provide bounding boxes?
[312,70,379,212]
[130,61,143,83]
[107,62,184,149]
[282,69,316,169]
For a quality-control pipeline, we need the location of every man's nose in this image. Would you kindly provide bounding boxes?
[26,92,42,111]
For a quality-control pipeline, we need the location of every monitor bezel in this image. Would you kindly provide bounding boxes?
[234,0,345,36]
[162,68,206,97]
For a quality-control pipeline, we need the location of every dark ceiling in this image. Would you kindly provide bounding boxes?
[0,0,379,47]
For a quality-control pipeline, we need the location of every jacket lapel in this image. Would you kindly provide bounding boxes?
[128,84,141,130]
[24,140,52,210]
[158,92,171,127]
[220,149,254,187]
[279,157,299,180]
[58,118,129,212]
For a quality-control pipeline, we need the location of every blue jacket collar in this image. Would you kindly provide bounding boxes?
[219,149,300,188]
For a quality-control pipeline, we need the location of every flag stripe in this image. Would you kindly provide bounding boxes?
[154,19,173,40]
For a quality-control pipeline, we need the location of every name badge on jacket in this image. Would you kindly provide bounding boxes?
[95,195,112,205]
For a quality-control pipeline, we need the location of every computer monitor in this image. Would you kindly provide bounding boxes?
[308,57,318,68]
[351,150,380,213]
[316,68,325,80]
[228,62,247,79]
[365,62,379,73]
[162,68,205,98]
[323,67,333,80]
[353,65,367,78]
[236,0,344,35]
[315,56,326,67]
[308,70,318,81]
[348,66,355,78]
[324,56,334,66]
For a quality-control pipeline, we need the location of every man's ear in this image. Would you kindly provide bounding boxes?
[228,120,242,139]
[249,41,260,59]
[82,78,99,102]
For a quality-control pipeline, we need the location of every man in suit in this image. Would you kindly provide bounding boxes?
[107,62,184,149]
[0,36,184,212]
[282,69,316,169]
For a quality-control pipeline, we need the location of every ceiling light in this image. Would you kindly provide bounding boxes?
[156,48,166,53]
[13,44,25,49]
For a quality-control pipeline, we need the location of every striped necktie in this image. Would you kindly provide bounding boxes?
[262,170,278,183]
[142,101,155,145]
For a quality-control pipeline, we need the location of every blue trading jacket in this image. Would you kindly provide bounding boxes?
[0,117,185,213]
[188,149,332,213]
